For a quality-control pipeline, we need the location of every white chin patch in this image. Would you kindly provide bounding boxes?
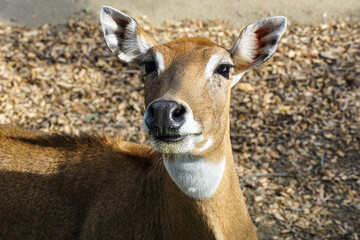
[164,155,226,199]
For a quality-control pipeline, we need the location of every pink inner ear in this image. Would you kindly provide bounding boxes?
[231,16,286,72]
[255,26,274,48]
[255,27,273,39]
[113,18,130,30]
[111,16,132,41]
[254,26,279,59]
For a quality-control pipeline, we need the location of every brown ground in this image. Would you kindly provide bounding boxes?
[0,15,359,240]
[0,0,360,28]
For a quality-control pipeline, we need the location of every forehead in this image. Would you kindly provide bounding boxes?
[152,38,231,64]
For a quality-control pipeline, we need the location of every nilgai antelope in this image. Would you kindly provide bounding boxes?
[0,6,286,240]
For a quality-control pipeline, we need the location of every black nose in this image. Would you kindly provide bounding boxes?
[145,100,186,138]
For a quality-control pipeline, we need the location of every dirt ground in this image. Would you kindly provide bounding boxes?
[0,4,359,240]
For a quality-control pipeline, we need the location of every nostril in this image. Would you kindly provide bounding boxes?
[146,100,186,135]
[145,103,156,130]
[148,104,155,119]
[172,105,186,119]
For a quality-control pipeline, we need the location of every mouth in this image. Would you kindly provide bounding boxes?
[151,133,202,143]
[150,133,203,154]
[155,135,184,142]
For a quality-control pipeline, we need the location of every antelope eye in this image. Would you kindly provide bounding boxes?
[143,61,157,75]
[215,64,232,79]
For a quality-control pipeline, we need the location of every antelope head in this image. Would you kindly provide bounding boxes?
[100,6,286,199]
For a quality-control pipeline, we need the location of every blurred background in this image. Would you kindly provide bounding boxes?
[0,0,359,239]
[0,0,359,27]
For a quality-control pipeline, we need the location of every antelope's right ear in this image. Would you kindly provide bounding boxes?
[100,6,156,65]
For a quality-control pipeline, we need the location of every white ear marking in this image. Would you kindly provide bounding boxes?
[232,28,257,63]
[137,34,153,55]
[101,13,118,30]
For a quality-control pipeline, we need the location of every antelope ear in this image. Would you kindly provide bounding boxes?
[99,6,156,65]
[230,16,287,84]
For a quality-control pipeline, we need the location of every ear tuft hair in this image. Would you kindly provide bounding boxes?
[99,6,156,65]
[230,16,287,73]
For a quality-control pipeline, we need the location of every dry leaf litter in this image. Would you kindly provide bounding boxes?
[0,15,359,240]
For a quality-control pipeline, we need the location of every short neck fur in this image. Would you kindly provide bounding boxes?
[161,126,258,239]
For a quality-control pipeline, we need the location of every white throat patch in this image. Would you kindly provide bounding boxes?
[164,155,226,200]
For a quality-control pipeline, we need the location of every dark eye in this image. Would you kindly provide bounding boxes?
[144,61,157,75]
[215,64,232,79]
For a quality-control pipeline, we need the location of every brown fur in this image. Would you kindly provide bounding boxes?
[0,12,267,239]
[0,123,256,239]
[0,125,164,239]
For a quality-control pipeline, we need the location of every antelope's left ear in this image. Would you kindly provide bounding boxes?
[230,16,287,85]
